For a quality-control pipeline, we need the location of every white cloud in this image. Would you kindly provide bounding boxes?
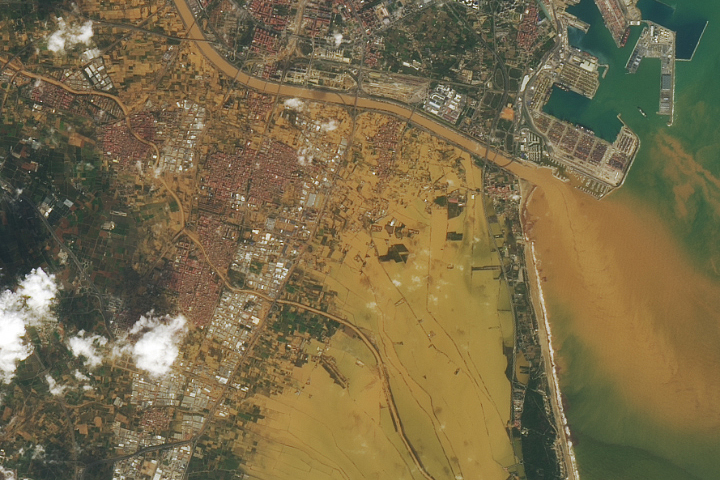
[45,375,66,396]
[68,331,107,368]
[0,466,16,479]
[17,268,58,315]
[392,279,402,287]
[0,269,58,384]
[283,98,305,111]
[332,33,343,47]
[320,119,339,132]
[120,313,188,377]
[32,444,45,460]
[0,316,31,385]
[296,146,313,166]
[47,18,94,54]
[73,370,90,382]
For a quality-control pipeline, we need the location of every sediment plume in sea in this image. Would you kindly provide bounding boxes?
[529,238,580,480]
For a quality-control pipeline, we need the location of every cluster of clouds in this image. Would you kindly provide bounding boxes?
[0,465,17,479]
[65,313,188,381]
[48,313,188,393]
[390,275,426,291]
[332,32,343,47]
[117,313,188,378]
[0,266,188,391]
[0,269,58,384]
[283,98,305,111]
[45,374,66,396]
[47,18,94,54]
[0,447,44,478]
[320,119,339,132]
[31,445,45,460]
[297,146,313,166]
[70,312,188,380]
[283,99,340,132]
[68,331,108,368]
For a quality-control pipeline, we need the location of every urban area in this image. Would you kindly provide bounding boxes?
[0,0,681,479]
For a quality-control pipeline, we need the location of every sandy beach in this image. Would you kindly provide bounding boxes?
[168,0,720,471]
[514,163,720,436]
[520,181,580,480]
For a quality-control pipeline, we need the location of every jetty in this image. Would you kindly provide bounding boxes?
[626,22,676,125]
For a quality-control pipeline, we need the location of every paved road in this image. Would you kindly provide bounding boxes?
[17,193,115,339]
[169,0,528,171]
[167,1,580,477]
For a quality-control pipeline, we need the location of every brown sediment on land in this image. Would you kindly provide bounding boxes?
[236,132,517,480]
[514,164,720,431]
[168,0,720,462]
[243,334,425,480]
[315,151,516,480]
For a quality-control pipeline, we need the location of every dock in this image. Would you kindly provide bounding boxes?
[558,47,601,99]
[594,0,642,47]
[561,12,591,34]
[625,22,676,124]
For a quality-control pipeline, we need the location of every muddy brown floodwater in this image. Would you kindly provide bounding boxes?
[171,0,720,475]
[521,164,720,428]
[517,163,720,477]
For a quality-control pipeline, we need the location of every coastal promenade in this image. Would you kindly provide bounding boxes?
[169,0,578,478]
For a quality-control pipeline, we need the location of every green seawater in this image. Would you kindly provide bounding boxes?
[542,1,720,479]
[553,0,720,303]
[550,303,720,480]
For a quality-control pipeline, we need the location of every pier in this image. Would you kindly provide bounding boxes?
[561,12,591,33]
[558,47,601,99]
[625,22,676,124]
[593,0,642,47]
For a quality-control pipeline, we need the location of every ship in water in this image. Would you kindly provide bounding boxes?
[637,106,647,117]
[620,28,630,47]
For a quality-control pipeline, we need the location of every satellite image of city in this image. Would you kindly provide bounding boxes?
[0,0,719,478]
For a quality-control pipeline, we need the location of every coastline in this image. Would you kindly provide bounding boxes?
[521,183,580,480]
